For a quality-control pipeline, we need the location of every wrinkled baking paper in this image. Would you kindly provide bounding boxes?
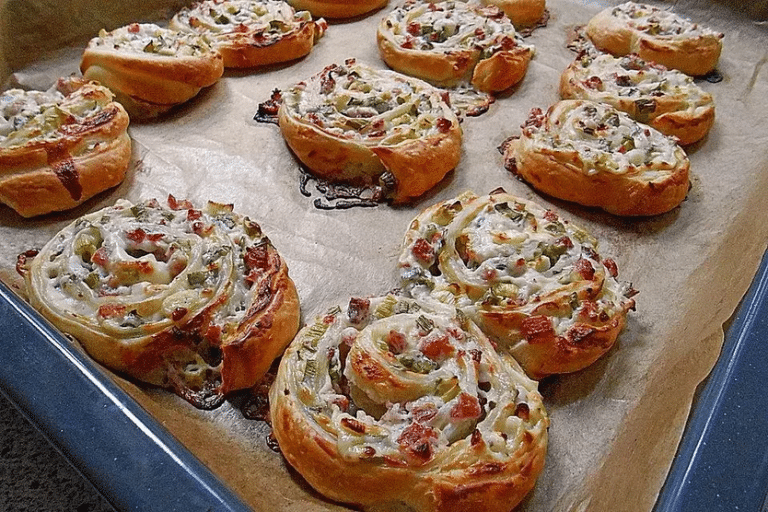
[1,0,767,510]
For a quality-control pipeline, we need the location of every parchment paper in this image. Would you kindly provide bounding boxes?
[1,0,767,510]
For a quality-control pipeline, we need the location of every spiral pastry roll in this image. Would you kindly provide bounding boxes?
[277,58,462,203]
[377,0,534,93]
[502,99,690,216]
[170,0,327,68]
[270,293,548,512]
[560,48,715,145]
[81,23,224,119]
[586,2,723,76]
[17,196,300,408]
[0,77,130,218]
[399,190,637,378]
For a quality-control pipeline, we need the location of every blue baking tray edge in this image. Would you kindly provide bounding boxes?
[0,282,253,512]
[655,249,768,512]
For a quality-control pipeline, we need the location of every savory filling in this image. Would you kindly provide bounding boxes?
[381,0,530,59]
[174,0,316,42]
[89,23,215,57]
[0,85,107,148]
[524,101,681,174]
[291,295,545,463]
[610,2,722,38]
[572,51,711,106]
[281,59,456,146]
[35,197,269,331]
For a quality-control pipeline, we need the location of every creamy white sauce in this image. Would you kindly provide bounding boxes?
[89,23,214,57]
[610,2,722,38]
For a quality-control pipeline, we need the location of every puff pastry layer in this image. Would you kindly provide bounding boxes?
[277,59,462,203]
[479,0,546,28]
[377,0,534,92]
[18,196,300,408]
[502,99,690,216]
[170,0,327,68]
[0,78,130,217]
[399,190,637,378]
[270,293,548,511]
[81,23,224,119]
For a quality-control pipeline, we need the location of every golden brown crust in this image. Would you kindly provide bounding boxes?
[472,45,532,92]
[287,0,388,18]
[585,2,723,76]
[376,1,533,93]
[215,20,325,68]
[80,23,224,119]
[0,79,131,218]
[270,294,548,511]
[503,100,690,216]
[277,60,462,203]
[399,191,638,378]
[18,197,300,408]
[558,51,716,145]
[219,260,300,393]
[479,0,546,28]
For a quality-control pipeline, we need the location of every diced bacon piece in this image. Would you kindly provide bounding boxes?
[386,330,407,354]
[450,392,482,421]
[98,303,126,318]
[419,333,454,361]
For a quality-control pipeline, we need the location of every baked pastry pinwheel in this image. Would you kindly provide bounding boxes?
[560,48,715,145]
[501,99,690,216]
[377,0,534,93]
[479,0,546,28]
[270,293,548,512]
[586,1,724,76]
[398,190,637,378]
[169,0,327,68]
[277,59,462,203]
[17,196,300,409]
[0,77,130,218]
[80,23,224,119]
[286,0,388,19]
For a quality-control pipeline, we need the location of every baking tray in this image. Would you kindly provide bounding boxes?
[2,249,768,512]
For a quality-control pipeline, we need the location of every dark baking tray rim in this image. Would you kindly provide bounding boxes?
[2,250,768,512]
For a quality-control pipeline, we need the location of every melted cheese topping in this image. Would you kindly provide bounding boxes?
[381,0,531,58]
[30,198,268,337]
[610,2,722,39]
[88,23,215,57]
[526,100,683,175]
[571,51,711,105]
[173,0,315,41]
[0,84,108,148]
[281,59,457,145]
[285,294,546,462]
[399,192,634,337]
